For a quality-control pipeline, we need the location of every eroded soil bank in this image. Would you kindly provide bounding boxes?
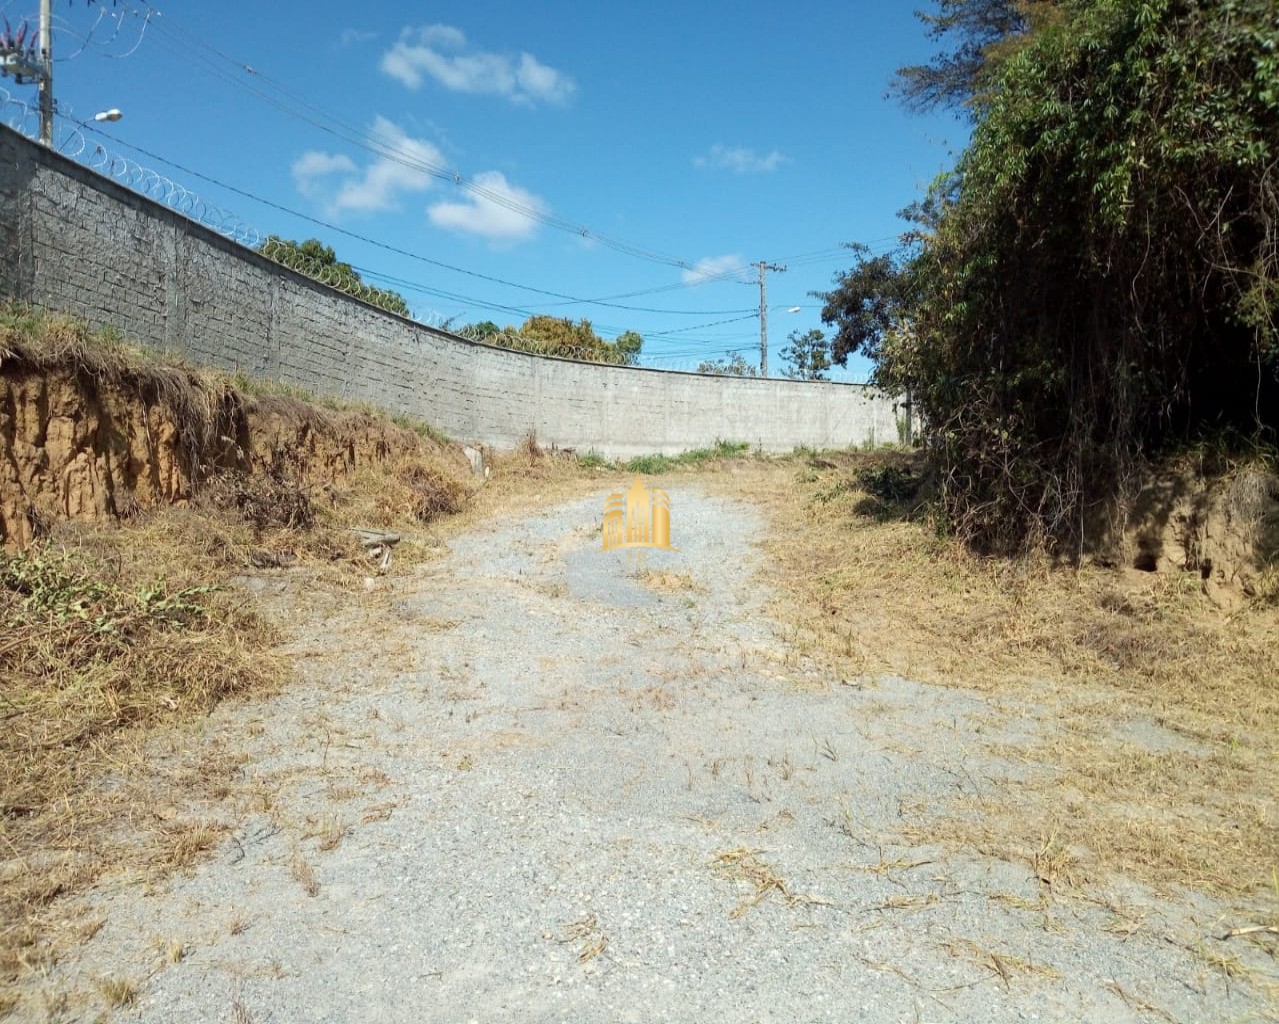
[0,321,472,549]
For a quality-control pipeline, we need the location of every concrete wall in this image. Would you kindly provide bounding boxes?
[0,126,906,456]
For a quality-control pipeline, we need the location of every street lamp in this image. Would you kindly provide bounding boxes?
[93,109,122,122]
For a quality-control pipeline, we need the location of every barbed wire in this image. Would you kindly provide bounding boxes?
[258,237,422,317]
[0,90,453,327]
[0,82,38,136]
[0,87,260,243]
[87,144,264,247]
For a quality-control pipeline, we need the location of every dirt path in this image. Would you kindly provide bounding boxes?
[35,485,1276,1023]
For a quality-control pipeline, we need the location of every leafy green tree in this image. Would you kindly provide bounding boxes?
[697,353,758,377]
[488,316,643,365]
[816,243,920,368]
[258,236,410,317]
[614,331,644,367]
[780,329,832,381]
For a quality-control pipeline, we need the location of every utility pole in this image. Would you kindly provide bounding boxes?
[755,261,785,377]
[38,0,53,145]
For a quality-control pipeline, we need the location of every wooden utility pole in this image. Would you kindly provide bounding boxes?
[756,261,785,377]
[38,0,52,145]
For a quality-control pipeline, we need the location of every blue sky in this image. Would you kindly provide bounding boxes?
[10,0,962,379]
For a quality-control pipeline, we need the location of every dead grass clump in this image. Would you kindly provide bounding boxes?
[517,431,545,462]
[206,446,314,532]
[400,463,467,522]
[94,975,137,1008]
[290,852,320,897]
[480,431,552,482]
[479,431,593,486]
[712,846,804,918]
[636,569,702,592]
[153,821,223,870]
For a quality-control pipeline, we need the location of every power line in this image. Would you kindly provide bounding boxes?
[643,313,759,337]
[133,4,699,271]
[68,118,755,319]
[52,116,768,344]
[138,8,912,279]
[43,6,904,356]
[59,5,895,322]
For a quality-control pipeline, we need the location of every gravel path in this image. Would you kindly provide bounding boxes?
[39,486,1276,1023]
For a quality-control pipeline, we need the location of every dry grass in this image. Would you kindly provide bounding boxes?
[308,813,349,852]
[555,913,609,964]
[231,994,255,1024]
[446,432,595,531]
[0,308,493,1014]
[290,851,320,898]
[0,528,285,996]
[10,314,1268,1005]
[94,974,137,1009]
[940,937,1063,984]
[727,451,1279,902]
[636,569,702,592]
[712,846,805,918]
[154,935,186,964]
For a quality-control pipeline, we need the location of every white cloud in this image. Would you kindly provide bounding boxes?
[681,254,748,286]
[693,144,788,175]
[428,171,546,242]
[291,118,441,216]
[418,24,468,48]
[339,28,378,47]
[380,24,575,105]
[291,151,357,199]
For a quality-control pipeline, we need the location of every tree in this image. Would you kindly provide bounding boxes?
[697,353,758,377]
[478,316,644,365]
[816,243,920,370]
[779,329,832,381]
[878,0,1279,552]
[614,331,643,367]
[461,320,501,341]
[889,0,1051,117]
[258,236,410,317]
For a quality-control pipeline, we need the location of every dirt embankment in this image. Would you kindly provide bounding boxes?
[0,318,473,549]
[1101,462,1279,606]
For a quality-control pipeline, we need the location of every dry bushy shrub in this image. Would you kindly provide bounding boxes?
[399,463,467,522]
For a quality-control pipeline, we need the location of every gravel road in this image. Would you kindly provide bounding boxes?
[38,486,1276,1023]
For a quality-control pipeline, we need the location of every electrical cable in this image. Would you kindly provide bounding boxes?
[68,117,758,318]
[136,6,694,270]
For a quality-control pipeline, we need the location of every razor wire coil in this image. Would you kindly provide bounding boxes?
[0,91,461,326]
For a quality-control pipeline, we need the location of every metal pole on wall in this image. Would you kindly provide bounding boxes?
[38,0,53,145]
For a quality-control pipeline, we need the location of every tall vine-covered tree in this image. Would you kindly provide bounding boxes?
[890,0,1053,116]
[874,0,1279,552]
